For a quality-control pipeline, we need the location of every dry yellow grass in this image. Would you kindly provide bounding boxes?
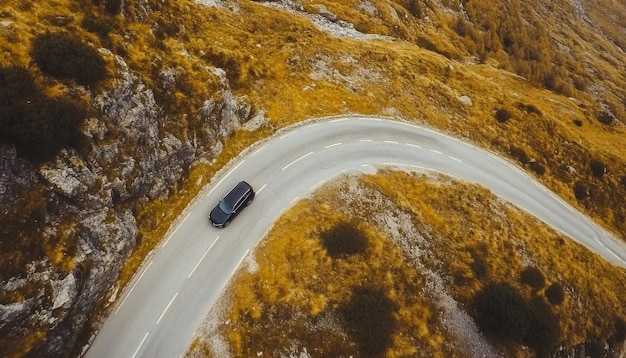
[1,0,626,355]
[190,171,626,356]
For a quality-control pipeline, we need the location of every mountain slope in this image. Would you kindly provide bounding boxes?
[0,0,625,356]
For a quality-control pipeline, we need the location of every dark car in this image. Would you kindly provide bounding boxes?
[210,181,255,227]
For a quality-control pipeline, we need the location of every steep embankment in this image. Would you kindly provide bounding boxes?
[0,0,624,356]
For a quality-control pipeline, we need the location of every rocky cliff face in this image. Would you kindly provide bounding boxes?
[0,46,260,356]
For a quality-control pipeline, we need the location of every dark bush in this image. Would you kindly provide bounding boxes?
[495,108,512,123]
[545,283,565,305]
[597,110,616,125]
[105,0,122,15]
[520,267,545,290]
[523,297,560,357]
[573,181,589,200]
[590,159,606,179]
[516,102,542,116]
[510,146,530,164]
[473,282,533,342]
[340,287,396,356]
[32,32,106,86]
[573,118,583,126]
[529,160,546,175]
[471,257,488,279]
[621,175,626,190]
[82,13,114,38]
[320,221,368,258]
[0,66,87,162]
[611,318,626,343]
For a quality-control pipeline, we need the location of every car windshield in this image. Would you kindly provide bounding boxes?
[218,199,233,214]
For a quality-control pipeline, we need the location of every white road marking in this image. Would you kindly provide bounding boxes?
[257,183,267,194]
[448,155,462,163]
[188,236,220,278]
[115,260,154,315]
[361,164,370,167]
[206,160,246,197]
[384,140,399,144]
[330,118,349,122]
[250,146,265,156]
[406,143,421,149]
[290,196,300,205]
[156,292,179,324]
[383,162,405,167]
[430,149,442,155]
[231,250,250,276]
[282,152,314,171]
[359,139,373,142]
[324,142,342,148]
[279,131,294,139]
[131,332,149,358]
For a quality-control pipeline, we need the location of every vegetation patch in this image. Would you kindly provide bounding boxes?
[320,221,368,258]
[340,286,397,356]
[31,32,107,86]
[520,266,545,290]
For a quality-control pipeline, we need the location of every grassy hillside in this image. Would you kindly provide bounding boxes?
[0,0,625,355]
[190,171,626,356]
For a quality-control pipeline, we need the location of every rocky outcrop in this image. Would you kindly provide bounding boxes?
[0,47,260,356]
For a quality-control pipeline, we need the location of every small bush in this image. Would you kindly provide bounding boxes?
[82,13,114,38]
[320,221,368,258]
[105,0,122,15]
[340,287,396,356]
[597,109,616,125]
[31,32,106,86]
[520,267,545,290]
[611,318,626,343]
[573,181,589,200]
[590,159,606,179]
[495,108,512,123]
[545,283,565,305]
[473,282,533,342]
[523,297,560,357]
[510,146,530,164]
[471,257,488,279]
[516,102,542,116]
[529,160,546,175]
[573,118,583,126]
[0,66,87,162]
[621,175,626,190]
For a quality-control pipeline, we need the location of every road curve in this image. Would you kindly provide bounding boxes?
[86,116,626,358]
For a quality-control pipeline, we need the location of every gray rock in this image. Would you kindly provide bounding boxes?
[458,95,473,106]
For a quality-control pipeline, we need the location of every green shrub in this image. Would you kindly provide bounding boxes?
[545,283,565,305]
[320,221,368,258]
[340,287,396,356]
[495,108,512,123]
[520,267,545,290]
[590,159,606,179]
[31,32,107,86]
[473,282,533,342]
[0,66,87,162]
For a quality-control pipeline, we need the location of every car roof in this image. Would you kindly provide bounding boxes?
[224,181,252,202]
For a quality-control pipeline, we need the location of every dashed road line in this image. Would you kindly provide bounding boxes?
[156,292,179,324]
[384,140,399,144]
[257,183,267,194]
[188,236,220,278]
[131,332,149,358]
[324,142,342,149]
[430,149,442,155]
[282,152,314,171]
[359,139,373,142]
[448,155,462,163]
[406,143,421,149]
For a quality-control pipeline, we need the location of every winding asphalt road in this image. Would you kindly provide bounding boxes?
[86,116,626,358]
